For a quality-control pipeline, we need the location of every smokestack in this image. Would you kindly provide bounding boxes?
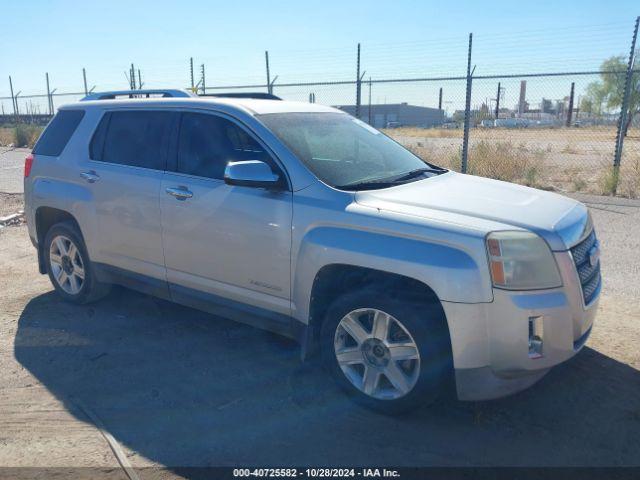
[518,80,527,116]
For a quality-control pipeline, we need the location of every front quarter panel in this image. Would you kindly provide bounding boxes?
[291,183,494,324]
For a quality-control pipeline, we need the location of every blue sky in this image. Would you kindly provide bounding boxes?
[0,0,638,112]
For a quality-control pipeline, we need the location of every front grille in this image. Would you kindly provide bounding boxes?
[570,229,601,305]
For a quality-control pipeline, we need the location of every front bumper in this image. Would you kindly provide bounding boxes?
[443,250,600,401]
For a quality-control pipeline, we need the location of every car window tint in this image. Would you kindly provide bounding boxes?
[33,110,85,156]
[177,113,271,180]
[89,112,110,160]
[102,110,173,170]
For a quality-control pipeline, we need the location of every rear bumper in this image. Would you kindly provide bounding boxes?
[443,250,600,401]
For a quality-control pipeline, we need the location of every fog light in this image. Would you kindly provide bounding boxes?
[528,316,544,359]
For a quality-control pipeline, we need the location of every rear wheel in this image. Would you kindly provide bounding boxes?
[321,289,451,414]
[44,222,110,304]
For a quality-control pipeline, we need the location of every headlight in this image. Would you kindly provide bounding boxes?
[486,231,562,290]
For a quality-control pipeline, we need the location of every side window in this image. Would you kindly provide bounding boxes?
[89,112,110,160]
[101,110,173,170]
[33,110,85,156]
[177,113,272,180]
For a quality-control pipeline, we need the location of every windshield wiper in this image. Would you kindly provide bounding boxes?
[391,167,446,182]
[336,166,447,191]
[336,180,400,191]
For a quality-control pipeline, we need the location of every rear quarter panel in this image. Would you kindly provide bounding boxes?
[26,108,102,257]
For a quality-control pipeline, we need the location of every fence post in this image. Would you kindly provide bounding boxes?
[438,87,443,111]
[130,63,136,90]
[461,33,473,173]
[82,68,88,96]
[566,82,575,127]
[200,64,206,95]
[612,15,639,195]
[9,76,16,120]
[495,82,501,119]
[265,51,271,94]
[190,57,194,92]
[368,77,372,125]
[46,72,52,116]
[355,43,361,119]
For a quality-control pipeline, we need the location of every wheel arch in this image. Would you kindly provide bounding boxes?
[303,263,450,360]
[35,207,83,274]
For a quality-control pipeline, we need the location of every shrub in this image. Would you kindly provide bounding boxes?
[13,124,42,148]
[466,141,546,187]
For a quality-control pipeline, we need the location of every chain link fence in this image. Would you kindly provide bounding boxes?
[2,18,639,197]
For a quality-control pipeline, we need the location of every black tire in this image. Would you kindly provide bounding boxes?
[320,288,452,414]
[43,221,110,304]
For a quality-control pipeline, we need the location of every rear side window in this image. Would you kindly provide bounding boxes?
[99,110,173,170]
[33,110,85,156]
[177,112,272,180]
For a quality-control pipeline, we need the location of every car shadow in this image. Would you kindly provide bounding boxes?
[13,288,640,469]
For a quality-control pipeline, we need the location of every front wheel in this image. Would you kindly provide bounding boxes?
[44,222,110,304]
[321,289,451,414]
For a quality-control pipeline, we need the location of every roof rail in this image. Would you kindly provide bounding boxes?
[81,89,196,101]
[201,92,282,100]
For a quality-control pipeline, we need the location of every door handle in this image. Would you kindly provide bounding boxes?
[165,186,193,200]
[80,170,100,183]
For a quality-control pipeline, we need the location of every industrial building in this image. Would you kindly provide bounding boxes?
[336,103,445,128]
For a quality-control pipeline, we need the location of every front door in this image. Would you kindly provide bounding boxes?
[160,111,293,319]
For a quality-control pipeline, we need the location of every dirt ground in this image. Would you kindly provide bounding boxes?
[0,193,23,217]
[0,194,638,476]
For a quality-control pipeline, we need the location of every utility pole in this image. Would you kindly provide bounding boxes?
[355,43,362,119]
[46,73,52,115]
[438,87,443,111]
[200,64,206,95]
[190,57,195,92]
[265,51,271,94]
[461,33,473,173]
[495,82,501,119]
[566,82,575,127]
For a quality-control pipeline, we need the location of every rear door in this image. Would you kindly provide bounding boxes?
[160,110,293,318]
[86,109,176,283]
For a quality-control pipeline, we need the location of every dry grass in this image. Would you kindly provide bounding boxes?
[0,128,14,146]
[466,141,546,187]
[0,125,42,148]
[409,140,548,188]
[383,127,462,138]
[604,151,640,199]
[388,125,640,197]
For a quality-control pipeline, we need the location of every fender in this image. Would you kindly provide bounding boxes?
[292,225,493,324]
[32,178,99,259]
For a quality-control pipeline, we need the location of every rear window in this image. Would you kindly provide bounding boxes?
[99,110,173,170]
[33,110,85,156]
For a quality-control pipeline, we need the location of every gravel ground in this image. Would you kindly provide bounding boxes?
[0,197,638,475]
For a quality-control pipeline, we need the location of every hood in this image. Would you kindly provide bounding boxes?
[354,171,589,251]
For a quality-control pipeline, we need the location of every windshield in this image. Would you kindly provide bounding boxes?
[257,112,446,189]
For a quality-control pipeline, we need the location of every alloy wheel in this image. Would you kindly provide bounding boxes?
[49,235,85,295]
[334,308,421,400]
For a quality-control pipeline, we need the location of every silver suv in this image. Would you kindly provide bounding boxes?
[24,89,601,413]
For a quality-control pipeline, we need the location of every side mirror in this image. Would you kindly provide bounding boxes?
[224,160,283,189]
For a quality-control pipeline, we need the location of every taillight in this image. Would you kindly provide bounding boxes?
[24,153,34,177]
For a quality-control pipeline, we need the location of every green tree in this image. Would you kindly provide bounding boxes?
[582,55,639,136]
